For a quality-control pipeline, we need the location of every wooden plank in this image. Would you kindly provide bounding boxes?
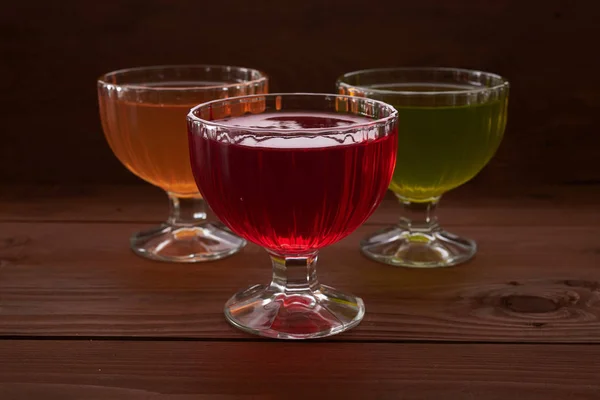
[1,184,599,227]
[0,341,598,399]
[0,185,168,223]
[1,221,598,341]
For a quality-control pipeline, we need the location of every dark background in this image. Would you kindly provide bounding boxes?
[2,0,598,189]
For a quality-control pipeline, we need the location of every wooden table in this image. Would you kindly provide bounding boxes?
[0,184,599,399]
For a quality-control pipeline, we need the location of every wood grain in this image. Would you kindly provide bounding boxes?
[1,184,599,227]
[0,341,598,399]
[1,217,598,341]
[2,0,599,186]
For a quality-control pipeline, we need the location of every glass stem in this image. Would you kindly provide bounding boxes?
[396,194,441,234]
[167,192,207,227]
[268,251,320,293]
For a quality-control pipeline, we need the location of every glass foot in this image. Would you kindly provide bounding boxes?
[224,284,365,339]
[361,225,476,268]
[130,222,246,263]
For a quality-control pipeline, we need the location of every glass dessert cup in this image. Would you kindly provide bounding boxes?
[98,65,268,262]
[188,93,398,338]
[338,67,509,268]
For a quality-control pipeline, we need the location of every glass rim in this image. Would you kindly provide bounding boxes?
[187,92,399,134]
[97,64,268,91]
[336,67,509,96]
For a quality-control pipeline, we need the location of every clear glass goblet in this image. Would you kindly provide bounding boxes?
[98,65,268,262]
[338,67,509,268]
[188,93,398,338]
